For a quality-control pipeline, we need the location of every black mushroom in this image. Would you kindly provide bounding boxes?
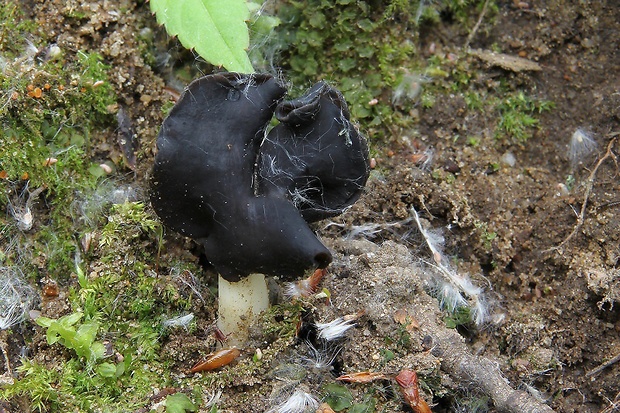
[151,72,369,282]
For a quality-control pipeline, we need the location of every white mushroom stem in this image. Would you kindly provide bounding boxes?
[217,273,269,348]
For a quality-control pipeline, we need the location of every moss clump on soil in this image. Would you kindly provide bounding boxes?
[0,3,39,57]
[1,201,206,411]
[277,0,410,122]
[421,52,555,142]
[276,0,553,155]
[274,0,498,131]
[276,0,460,128]
[0,0,120,279]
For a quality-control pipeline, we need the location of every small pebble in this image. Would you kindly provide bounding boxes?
[443,159,460,173]
[501,152,516,167]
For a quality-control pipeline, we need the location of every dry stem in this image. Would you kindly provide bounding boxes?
[464,0,491,49]
[544,138,617,253]
[585,352,620,378]
[600,392,620,413]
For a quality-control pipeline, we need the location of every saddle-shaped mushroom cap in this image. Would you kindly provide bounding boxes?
[151,73,336,282]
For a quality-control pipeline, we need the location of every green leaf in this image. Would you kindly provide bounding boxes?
[165,393,198,413]
[349,400,376,413]
[76,321,99,345]
[357,18,374,32]
[88,163,106,178]
[96,362,118,378]
[323,383,353,411]
[89,341,107,360]
[115,360,126,377]
[35,316,53,328]
[76,264,89,288]
[151,0,254,73]
[379,348,394,363]
[59,312,83,327]
[45,326,67,345]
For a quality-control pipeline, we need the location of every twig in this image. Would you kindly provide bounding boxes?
[585,352,620,378]
[0,330,11,376]
[544,138,617,253]
[464,0,491,50]
[600,391,620,413]
[336,241,555,412]
[431,325,555,413]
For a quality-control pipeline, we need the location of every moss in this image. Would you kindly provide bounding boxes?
[259,300,304,341]
[0,2,41,57]
[3,352,163,411]
[421,51,555,143]
[2,360,60,412]
[444,306,474,328]
[276,2,482,90]
[1,201,203,411]
[276,0,420,126]
[0,7,119,276]
[272,0,554,154]
[495,91,555,141]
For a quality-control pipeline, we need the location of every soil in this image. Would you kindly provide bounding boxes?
[2,1,619,412]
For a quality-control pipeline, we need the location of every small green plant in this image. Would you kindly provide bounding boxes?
[165,393,198,413]
[565,174,575,191]
[394,324,412,348]
[467,136,481,147]
[323,383,354,411]
[349,393,377,413]
[444,306,473,328]
[474,220,497,250]
[35,312,106,365]
[378,348,395,368]
[495,92,555,141]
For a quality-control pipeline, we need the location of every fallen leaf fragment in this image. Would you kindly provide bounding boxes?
[336,371,388,383]
[395,369,432,413]
[190,347,241,373]
[470,49,542,72]
[393,309,408,324]
[343,310,365,322]
[393,308,420,331]
[316,402,336,413]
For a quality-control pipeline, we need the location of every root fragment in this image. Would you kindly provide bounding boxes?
[585,352,620,378]
[545,137,617,253]
[429,326,555,413]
